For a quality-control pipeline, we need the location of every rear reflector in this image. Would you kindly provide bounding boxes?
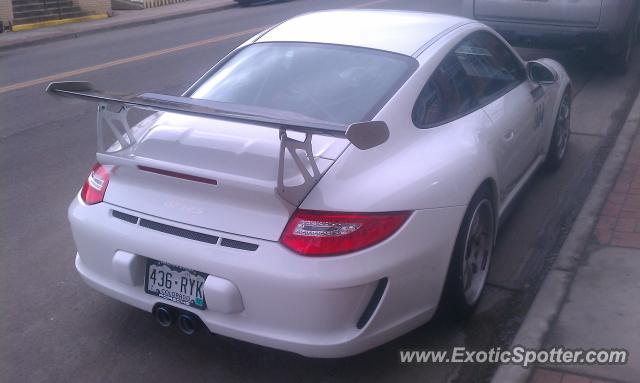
[80,163,110,205]
[280,210,410,256]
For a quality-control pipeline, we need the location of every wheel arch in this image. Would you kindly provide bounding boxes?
[476,178,499,237]
[439,177,498,318]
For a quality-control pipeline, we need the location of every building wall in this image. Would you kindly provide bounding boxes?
[0,0,14,26]
[76,0,111,14]
[143,0,190,8]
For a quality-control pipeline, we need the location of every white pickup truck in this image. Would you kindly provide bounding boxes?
[463,0,640,73]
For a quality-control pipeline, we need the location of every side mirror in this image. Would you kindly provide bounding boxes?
[345,121,390,150]
[527,61,558,84]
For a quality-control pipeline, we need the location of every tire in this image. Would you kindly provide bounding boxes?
[612,25,635,74]
[441,187,496,319]
[543,91,571,171]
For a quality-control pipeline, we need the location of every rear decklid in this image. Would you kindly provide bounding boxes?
[104,113,348,240]
[46,81,389,241]
[474,0,603,27]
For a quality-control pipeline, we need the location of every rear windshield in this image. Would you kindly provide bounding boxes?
[190,42,417,125]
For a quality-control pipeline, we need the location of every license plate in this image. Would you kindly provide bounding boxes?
[144,259,207,310]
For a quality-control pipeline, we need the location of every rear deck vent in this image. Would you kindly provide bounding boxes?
[111,210,258,251]
[112,210,138,224]
[140,219,219,245]
[220,238,259,252]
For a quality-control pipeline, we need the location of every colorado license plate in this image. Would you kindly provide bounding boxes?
[144,259,207,310]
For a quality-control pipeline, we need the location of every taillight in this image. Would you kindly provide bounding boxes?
[280,210,410,256]
[80,163,110,205]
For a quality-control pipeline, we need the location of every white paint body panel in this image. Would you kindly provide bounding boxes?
[257,10,471,56]
[203,275,244,314]
[104,113,348,240]
[71,197,465,357]
[68,11,571,357]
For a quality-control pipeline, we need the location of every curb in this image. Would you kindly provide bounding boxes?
[11,14,110,32]
[491,90,640,383]
[0,2,236,52]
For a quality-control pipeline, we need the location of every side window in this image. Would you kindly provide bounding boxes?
[413,52,477,127]
[460,32,526,105]
[413,31,526,128]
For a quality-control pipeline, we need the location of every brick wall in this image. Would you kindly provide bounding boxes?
[76,0,111,14]
[0,0,14,26]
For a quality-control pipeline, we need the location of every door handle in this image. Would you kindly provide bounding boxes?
[530,85,544,102]
[504,131,514,141]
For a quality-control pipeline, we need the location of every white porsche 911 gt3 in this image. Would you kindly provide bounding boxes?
[47,9,571,357]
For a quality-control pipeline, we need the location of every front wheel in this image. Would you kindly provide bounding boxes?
[442,188,495,319]
[544,91,571,171]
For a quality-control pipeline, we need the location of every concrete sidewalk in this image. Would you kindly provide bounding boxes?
[493,90,640,383]
[0,0,236,51]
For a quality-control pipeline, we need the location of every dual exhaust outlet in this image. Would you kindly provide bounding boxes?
[153,304,202,335]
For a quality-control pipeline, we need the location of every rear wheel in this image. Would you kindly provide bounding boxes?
[442,188,495,319]
[544,91,571,171]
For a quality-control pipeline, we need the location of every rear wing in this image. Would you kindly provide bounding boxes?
[46,81,390,205]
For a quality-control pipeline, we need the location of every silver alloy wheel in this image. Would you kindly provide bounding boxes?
[555,95,571,161]
[461,199,494,305]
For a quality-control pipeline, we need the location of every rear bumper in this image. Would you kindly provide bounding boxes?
[69,195,466,357]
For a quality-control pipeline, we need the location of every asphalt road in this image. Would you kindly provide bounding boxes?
[1,0,640,382]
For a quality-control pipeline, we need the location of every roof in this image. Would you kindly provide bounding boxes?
[257,10,472,56]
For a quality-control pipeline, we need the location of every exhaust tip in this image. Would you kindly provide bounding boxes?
[177,313,198,335]
[153,306,173,327]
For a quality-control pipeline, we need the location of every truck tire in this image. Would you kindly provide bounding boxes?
[612,25,634,74]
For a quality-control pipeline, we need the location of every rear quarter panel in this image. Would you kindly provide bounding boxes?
[301,24,500,213]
